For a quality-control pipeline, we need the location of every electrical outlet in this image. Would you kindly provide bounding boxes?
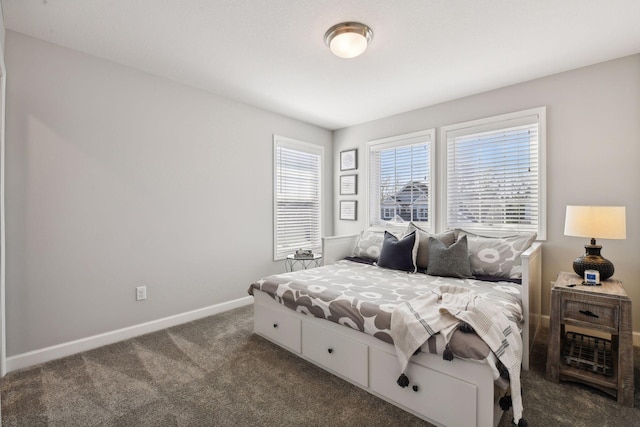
[136,286,147,301]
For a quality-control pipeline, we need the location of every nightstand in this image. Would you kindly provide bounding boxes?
[546,272,634,406]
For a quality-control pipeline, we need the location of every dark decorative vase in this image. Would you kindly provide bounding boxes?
[572,244,614,281]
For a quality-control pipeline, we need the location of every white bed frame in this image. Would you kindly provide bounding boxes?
[253,235,542,427]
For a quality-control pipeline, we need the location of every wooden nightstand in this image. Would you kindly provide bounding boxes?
[546,272,634,406]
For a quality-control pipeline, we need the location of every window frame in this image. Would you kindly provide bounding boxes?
[273,135,323,261]
[366,129,436,233]
[439,107,547,239]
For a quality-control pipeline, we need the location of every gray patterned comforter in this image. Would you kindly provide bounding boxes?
[248,260,523,347]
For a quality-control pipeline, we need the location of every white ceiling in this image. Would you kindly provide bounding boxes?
[3,0,640,130]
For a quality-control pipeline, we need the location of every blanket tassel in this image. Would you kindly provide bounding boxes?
[499,395,512,410]
[458,322,475,333]
[442,344,454,361]
[396,373,410,388]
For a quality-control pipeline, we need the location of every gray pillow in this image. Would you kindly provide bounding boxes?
[376,231,418,273]
[426,235,473,278]
[456,230,537,279]
[353,230,385,260]
[406,222,456,270]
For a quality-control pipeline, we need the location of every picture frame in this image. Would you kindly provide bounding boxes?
[340,200,357,221]
[340,149,358,171]
[340,174,357,195]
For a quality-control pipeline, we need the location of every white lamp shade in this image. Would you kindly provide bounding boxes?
[564,206,626,239]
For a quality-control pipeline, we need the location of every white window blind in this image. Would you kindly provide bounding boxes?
[273,136,322,260]
[368,130,434,229]
[444,108,545,236]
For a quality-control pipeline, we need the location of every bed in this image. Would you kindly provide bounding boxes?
[249,229,542,427]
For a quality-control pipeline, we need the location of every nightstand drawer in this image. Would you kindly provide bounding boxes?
[562,299,618,331]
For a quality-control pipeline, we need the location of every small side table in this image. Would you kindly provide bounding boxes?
[285,254,323,272]
[546,272,634,407]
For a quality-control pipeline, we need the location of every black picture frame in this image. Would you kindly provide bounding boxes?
[340,174,357,195]
[340,149,358,171]
[340,200,357,221]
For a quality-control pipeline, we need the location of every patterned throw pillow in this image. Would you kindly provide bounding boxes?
[456,230,537,279]
[406,222,456,270]
[376,231,418,273]
[426,235,473,278]
[353,230,386,260]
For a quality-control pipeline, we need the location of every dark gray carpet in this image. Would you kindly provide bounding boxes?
[1,305,639,426]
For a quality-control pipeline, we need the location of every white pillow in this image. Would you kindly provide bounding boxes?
[353,230,385,260]
[456,229,537,279]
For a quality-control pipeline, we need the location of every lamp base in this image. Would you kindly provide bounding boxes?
[572,244,614,281]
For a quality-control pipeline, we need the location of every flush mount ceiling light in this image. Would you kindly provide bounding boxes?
[324,22,373,59]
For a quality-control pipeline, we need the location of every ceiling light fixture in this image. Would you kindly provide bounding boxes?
[324,22,373,59]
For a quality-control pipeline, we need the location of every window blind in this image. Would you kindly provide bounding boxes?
[274,137,322,260]
[369,131,432,228]
[446,120,540,234]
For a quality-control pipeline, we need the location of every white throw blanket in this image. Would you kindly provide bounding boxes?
[391,285,524,425]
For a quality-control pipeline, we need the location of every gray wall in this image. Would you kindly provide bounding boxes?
[5,28,639,358]
[1,4,7,376]
[4,31,333,356]
[333,54,640,333]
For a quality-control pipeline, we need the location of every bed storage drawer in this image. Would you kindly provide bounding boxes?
[254,303,302,353]
[302,322,368,387]
[370,349,477,427]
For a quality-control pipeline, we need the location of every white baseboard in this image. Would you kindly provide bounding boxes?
[540,315,640,347]
[6,305,635,374]
[6,296,253,373]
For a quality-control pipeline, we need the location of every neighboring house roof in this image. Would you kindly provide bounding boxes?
[395,181,428,206]
[381,195,399,208]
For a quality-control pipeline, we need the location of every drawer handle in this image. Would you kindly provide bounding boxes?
[273,323,278,328]
[579,310,599,318]
[327,348,334,354]
[412,385,419,392]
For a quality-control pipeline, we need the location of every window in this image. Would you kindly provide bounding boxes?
[368,130,435,230]
[273,135,323,260]
[442,107,546,238]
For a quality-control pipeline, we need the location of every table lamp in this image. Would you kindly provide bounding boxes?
[564,206,626,281]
